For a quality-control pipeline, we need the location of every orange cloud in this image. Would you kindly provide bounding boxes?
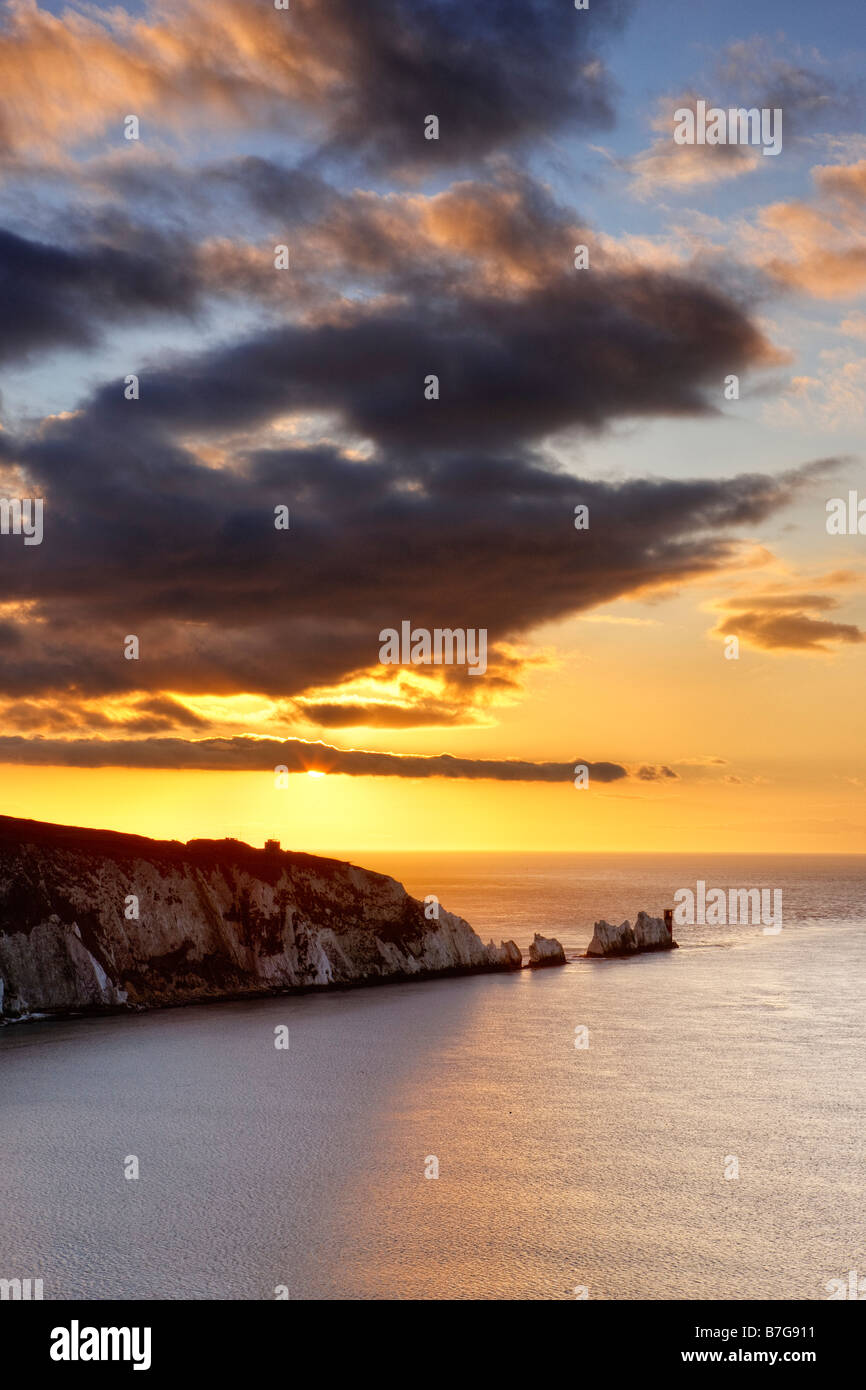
[750,158,866,298]
[0,0,330,159]
[712,577,866,653]
[622,95,764,197]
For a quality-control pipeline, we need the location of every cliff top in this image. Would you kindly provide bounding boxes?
[0,813,355,878]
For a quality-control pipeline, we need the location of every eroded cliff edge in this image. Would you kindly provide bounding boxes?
[0,815,529,1020]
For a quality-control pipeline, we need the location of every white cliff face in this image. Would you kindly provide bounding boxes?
[586,911,676,957]
[633,911,673,951]
[485,939,523,970]
[0,816,526,1020]
[527,933,567,967]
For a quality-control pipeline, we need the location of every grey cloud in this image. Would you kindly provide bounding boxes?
[0,736,627,782]
[0,227,203,364]
[0,431,836,703]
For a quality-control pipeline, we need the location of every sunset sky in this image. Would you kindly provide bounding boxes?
[1,0,865,852]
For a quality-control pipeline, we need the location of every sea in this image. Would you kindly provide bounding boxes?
[1,852,864,1300]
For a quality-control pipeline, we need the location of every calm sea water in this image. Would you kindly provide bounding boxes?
[1,853,865,1300]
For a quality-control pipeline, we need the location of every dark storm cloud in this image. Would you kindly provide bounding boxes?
[0,410,839,703]
[0,227,203,363]
[15,252,777,451]
[0,736,627,782]
[311,0,634,171]
[2,138,780,402]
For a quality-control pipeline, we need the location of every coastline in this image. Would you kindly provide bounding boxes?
[0,813,555,1023]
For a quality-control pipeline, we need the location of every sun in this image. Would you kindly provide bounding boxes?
[307,770,326,778]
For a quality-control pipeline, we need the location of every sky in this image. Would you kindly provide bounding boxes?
[0,0,865,852]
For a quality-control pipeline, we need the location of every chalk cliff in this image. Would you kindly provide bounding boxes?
[0,815,538,1021]
[528,933,567,967]
[586,910,677,958]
